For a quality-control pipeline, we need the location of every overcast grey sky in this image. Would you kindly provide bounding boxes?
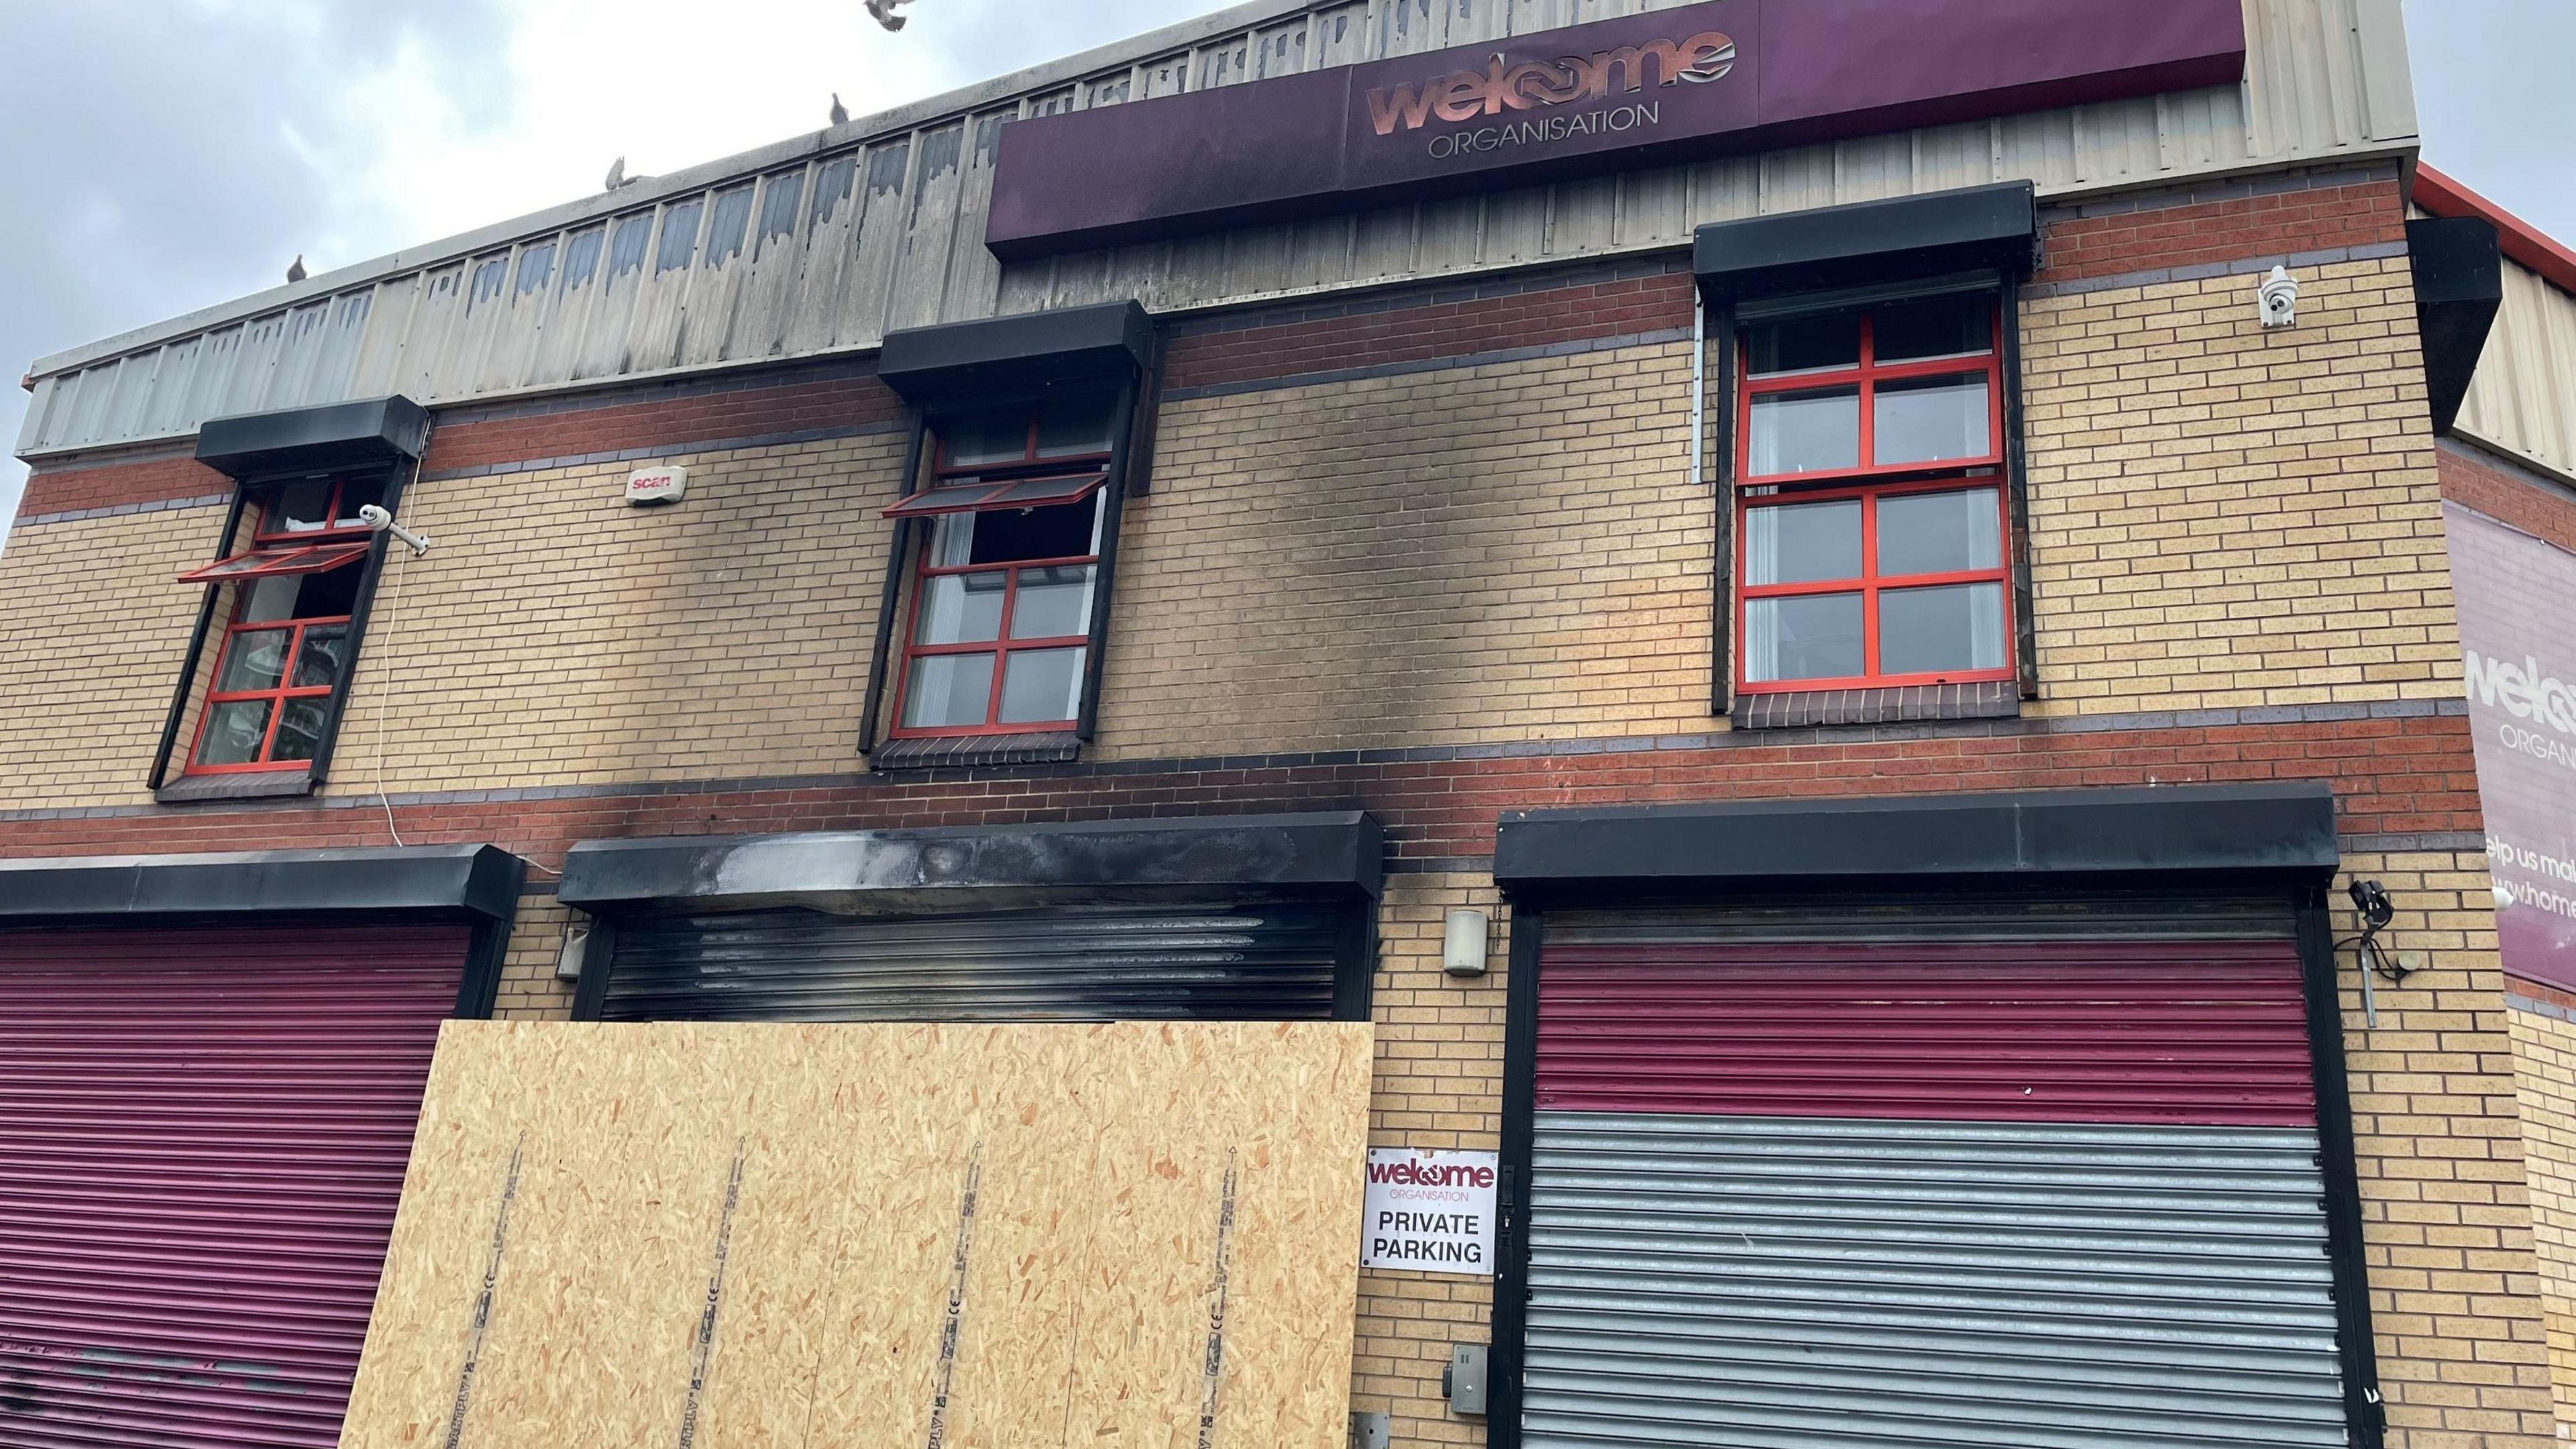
[2,0,2569,547]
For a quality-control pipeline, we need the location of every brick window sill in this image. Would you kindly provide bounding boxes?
[156,769,318,805]
[871,731,1081,772]
[1733,681,2021,731]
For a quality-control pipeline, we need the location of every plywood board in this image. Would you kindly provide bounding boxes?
[341,1021,1374,1449]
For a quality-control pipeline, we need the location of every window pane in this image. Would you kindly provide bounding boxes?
[1747,313,1859,376]
[971,496,1099,565]
[915,573,1007,645]
[998,647,1085,724]
[1880,582,2008,676]
[215,630,292,693]
[1010,566,1095,640]
[271,479,333,533]
[1873,374,1990,466]
[941,407,1028,467]
[270,698,331,763]
[240,574,305,624]
[1035,393,1118,457]
[1878,488,2002,578]
[292,624,351,689]
[1743,594,1864,684]
[1873,295,1992,362]
[1748,387,1859,476]
[901,653,996,730]
[293,560,364,620]
[1744,499,1861,586]
[927,511,977,568]
[332,479,386,529]
[196,700,274,765]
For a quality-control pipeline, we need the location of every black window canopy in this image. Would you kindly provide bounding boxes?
[195,395,430,480]
[1695,182,2040,301]
[878,300,1152,404]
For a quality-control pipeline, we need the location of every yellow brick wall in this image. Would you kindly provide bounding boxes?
[2337,851,2556,1445]
[2021,256,2459,714]
[492,892,580,1021]
[1359,874,1511,1446]
[0,256,2467,808]
[0,506,227,806]
[1096,346,1713,758]
[2509,1004,2576,1436]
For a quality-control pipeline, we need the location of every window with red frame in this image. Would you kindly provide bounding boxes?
[1735,294,2014,692]
[888,393,1118,735]
[184,476,385,771]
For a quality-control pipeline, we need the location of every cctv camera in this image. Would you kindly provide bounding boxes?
[2257,265,2298,329]
[358,503,433,558]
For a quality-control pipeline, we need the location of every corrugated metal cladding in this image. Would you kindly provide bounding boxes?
[18,0,2415,461]
[0,924,470,1449]
[598,902,1353,1022]
[1521,926,2348,1448]
[2456,256,2576,481]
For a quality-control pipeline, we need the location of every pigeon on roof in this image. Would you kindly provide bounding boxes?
[286,255,307,284]
[830,93,849,126]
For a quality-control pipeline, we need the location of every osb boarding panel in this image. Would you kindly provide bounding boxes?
[341,1020,1374,1449]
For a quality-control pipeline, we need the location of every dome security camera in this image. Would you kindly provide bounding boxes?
[358,503,433,557]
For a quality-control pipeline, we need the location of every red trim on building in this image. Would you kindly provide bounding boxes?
[1535,941,2317,1126]
[2416,163,2576,297]
[17,454,230,521]
[2037,177,2404,285]
[2439,445,2576,555]
[1161,271,1696,394]
[0,716,2483,869]
[420,372,904,475]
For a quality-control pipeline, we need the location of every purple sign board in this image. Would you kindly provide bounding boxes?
[2445,502,2576,993]
[987,0,2247,259]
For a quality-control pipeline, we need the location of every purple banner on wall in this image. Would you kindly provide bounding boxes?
[987,0,2247,259]
[2445,502,2576,993]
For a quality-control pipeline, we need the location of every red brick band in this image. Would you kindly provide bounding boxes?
[0,716,2481,872]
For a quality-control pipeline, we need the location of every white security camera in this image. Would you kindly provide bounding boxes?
[2257,265,2298,329]
[358,503,432,557]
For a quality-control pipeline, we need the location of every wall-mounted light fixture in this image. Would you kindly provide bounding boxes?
[1443,908,1491,978]
[556,921,593,983]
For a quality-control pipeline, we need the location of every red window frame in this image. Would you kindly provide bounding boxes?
[186,615,350,773]
[1735,302,2015,694]
[181,480,377,773]
[886,403,1114,737]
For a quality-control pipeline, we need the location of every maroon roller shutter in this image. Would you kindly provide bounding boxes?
[1536,938,2318,1125]
[0,924,470,1449]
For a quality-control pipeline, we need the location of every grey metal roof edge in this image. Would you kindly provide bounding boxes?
[0,843,530,922]
[1495,782,2341,889]
[24,0,1311,380]
[559,810,1384,910]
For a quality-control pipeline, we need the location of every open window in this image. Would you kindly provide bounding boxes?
[861,301,1155,768]
[889,394,1117,737]
[179,480,383,773]
[1696,182,2039,730]
[151,396,429,802]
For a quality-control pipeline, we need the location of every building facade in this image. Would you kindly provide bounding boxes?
[5,1,2575,1446]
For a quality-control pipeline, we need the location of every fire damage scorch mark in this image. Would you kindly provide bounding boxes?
[923,1144,983,1449]
[443,1134,527,1449]
[675,1138,749,1449]
[1195,1148,1240,1449]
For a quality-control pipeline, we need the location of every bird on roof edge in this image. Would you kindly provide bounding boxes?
[865,0,910,31]
[830,93,849,127]
[286,255,307,284]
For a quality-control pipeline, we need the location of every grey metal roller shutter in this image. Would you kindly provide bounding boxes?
[598,902,1354,1022]
[1523,1114,2344,1449]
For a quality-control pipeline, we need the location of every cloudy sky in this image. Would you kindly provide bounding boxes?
[2,0,2569,545]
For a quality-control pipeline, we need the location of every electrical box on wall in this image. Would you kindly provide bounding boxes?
[626,464,688,505]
